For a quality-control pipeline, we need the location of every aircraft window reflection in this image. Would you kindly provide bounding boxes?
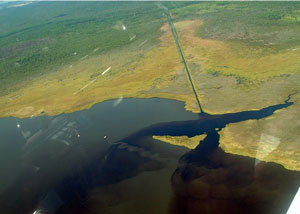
[0,1,299,214]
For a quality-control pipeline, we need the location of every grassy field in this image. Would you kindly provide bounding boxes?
[171,2,300,82]
[153,135,206,149]
[172,2,300,49]
[1,2,300,114]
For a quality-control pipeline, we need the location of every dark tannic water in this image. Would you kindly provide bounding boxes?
[0,97,298,214]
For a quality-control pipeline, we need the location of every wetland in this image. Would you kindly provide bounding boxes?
[1,1,300,213]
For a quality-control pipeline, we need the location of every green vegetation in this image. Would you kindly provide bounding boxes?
[2,2,300,94]
[168,2,300,87]
[172,2,300,50]
[0,2,193,94]
[0,2,157,93]
[1,2,299,171]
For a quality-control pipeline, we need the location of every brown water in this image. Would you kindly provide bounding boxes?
[0,97,298,214]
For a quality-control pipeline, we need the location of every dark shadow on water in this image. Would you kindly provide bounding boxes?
[170,129,300,214]
[0,94,298,214]
[123,92,295,142]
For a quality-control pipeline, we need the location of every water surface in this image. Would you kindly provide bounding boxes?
[0,97,298,214]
